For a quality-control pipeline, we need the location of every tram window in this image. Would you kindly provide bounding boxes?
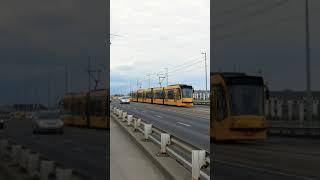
[167,90,174,99]
[146,91,152,98]
[159,90,164,98]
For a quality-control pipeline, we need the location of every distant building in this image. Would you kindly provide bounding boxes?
[270,90,320,101]
[193,90,210,101]
[12,104,48,112]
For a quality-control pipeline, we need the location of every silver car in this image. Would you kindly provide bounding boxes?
[32,111,64,134]
[119,96,130,104]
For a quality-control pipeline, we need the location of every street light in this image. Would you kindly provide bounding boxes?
[305,0,312,123]
[201,52,208,91]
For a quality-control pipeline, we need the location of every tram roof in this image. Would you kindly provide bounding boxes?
[213,72,263,85]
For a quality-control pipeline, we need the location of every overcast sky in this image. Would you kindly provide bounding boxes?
[211,0,320,91]
[0,0,107,106]
[111,0,210,94]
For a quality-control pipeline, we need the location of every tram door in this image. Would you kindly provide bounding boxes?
[212,85,228,139]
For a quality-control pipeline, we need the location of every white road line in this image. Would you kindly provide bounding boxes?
[177,122,191,127]
[154,115,162,118]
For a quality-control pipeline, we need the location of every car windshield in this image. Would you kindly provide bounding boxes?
[35,112,60,120]
[122,96,129,99]
[228,85,264,116]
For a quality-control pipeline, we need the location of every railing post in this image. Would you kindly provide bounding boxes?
[288,100,293,121]
[313,100,318,119]
[127,115,133,126]
[265,100,269,118]
[270,99,275,119]
[277,101,282,120]
[11,145,22,164]
[122,112,127,122]
[192,150,206,180]
[160,133,170,154]
[0,139,9,156]
[21,148,31,169]
[299,101,304,126]
[27,152,40,176]
[137,118,141,127]
[144,124,152,140]
[119,110,123,118]
[133,118,141,131]
[40,160,55,180]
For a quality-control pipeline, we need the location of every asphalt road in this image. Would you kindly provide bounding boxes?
[213,136,320,180]
[111,102,210,151]
[112,101,320,180]
[0,119,108,180]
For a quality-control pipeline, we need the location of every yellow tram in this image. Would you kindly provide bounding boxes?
[61,89,109,129]
[211,73,268,141]
[130,84,194,107]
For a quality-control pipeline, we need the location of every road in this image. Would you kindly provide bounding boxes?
[0,118,107,180]
[213,137,320,180]
[111,101,210,151]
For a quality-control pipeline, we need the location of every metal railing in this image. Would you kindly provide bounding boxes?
[111,106,210,180]
[267,120,320,136]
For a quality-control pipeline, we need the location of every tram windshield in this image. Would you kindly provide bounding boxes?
[181,86,193,98]
[228,85,264,116]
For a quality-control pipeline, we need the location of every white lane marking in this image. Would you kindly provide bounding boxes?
[154,115,162,118]
[177,122,191,127]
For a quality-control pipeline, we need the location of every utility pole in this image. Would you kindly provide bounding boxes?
[158,76,162,87]
[130,81,132,94]
[165,68,168,86]
[202,52,208,91]
[87,56,91,128]
[47,72,51,109]
[146,74,151,88]
[88,56,91,92]
[136,80,139,89]
[157,74,165,87]
[305,0,312,123]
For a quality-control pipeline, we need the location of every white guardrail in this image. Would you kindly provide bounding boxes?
[111,106,210,180]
